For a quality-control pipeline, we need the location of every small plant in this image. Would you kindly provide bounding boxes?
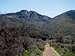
[54,46,75,56]
[22,49,30,56]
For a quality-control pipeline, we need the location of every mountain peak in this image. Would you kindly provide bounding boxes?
[20,10,28,12]
[54,10,75,19]
[65,10,75,14]
[17,10,29,15]
[64,10,75,18]
[67,10,75,12]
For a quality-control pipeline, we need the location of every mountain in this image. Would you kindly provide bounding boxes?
[50,10,75,37]
[0,10,52,32]
[48,10,75,53]
[0,10,52,56]
[0,10,75,56]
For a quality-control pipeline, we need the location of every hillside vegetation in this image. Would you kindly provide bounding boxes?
[0,10,75,56]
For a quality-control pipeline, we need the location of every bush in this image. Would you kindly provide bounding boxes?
[22,49,30,56]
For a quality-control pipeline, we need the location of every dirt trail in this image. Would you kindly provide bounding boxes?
[43,43,60,56]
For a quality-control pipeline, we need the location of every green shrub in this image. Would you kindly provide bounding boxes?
[63,51,75,56]
[22,49,30,56]
[54,46,75,56]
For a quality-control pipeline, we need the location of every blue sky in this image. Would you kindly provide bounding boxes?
[0,0,75,17]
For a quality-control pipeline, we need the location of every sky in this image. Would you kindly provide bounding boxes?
[0,0,75,17]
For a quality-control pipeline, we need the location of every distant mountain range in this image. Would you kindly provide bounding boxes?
[0,9,75,44]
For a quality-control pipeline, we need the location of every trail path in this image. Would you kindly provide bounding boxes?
[43,43,60,56]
